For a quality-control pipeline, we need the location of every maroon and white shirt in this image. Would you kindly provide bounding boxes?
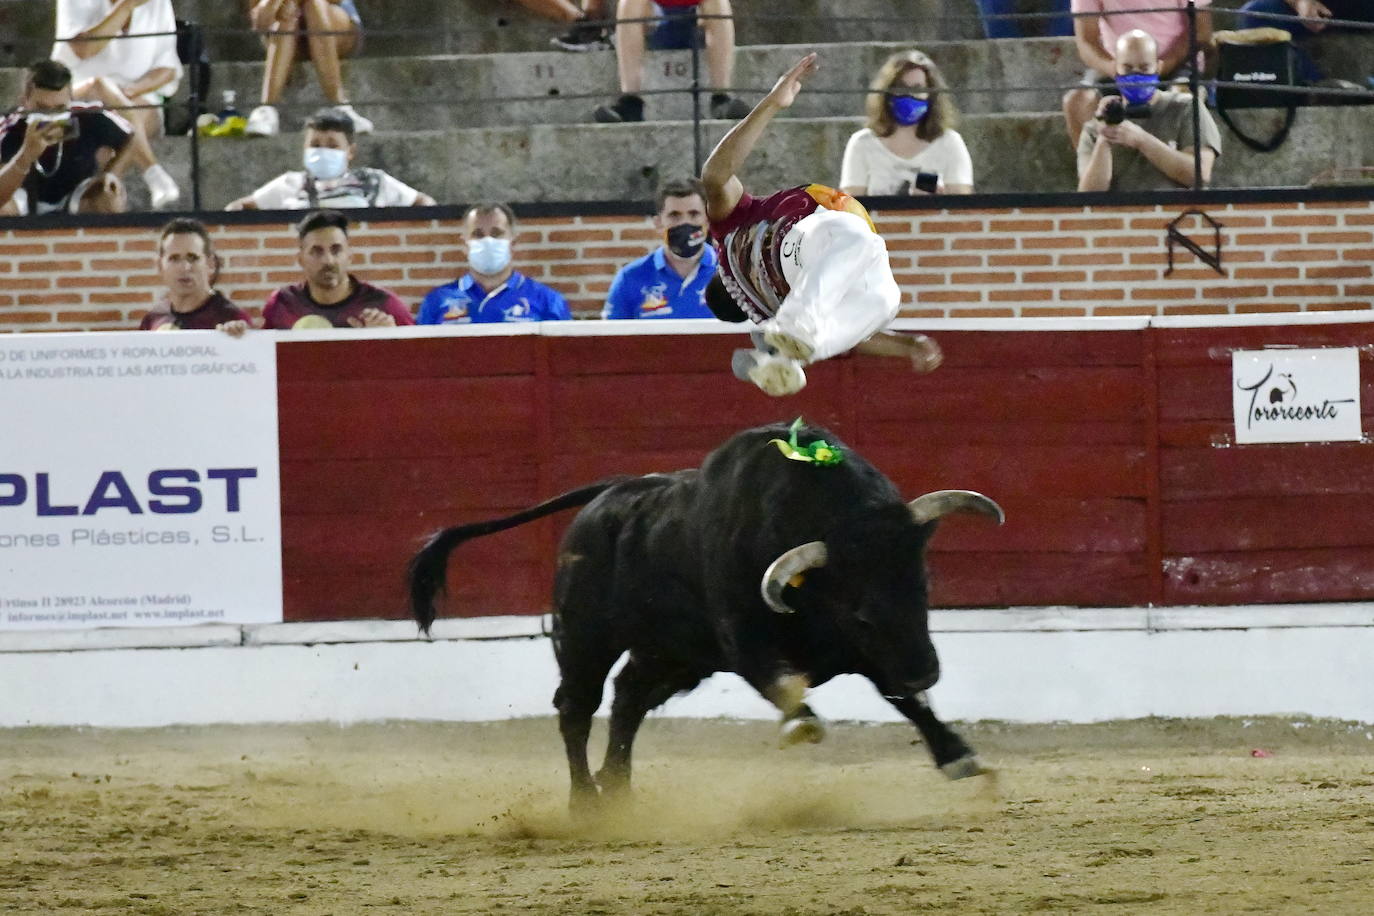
[262,277,414,329]
[140,292,251,330]
[708,184,874,322]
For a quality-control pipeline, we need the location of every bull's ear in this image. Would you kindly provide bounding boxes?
[760,541,828,614]
[907,490,1004,527]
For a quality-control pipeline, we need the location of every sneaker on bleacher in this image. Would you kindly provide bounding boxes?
[335,103,374,135]
[245,104,280,138]
[552,20,612,52]
[594,93,645,123]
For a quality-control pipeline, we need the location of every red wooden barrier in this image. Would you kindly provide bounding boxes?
[274,322,1374,621]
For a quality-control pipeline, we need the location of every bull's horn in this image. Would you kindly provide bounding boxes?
[907,490,1005,526]
[760,541,828,614]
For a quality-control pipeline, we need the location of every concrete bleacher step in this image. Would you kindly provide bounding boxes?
[143,105,1374,212]
[1,0,986,67]
[182,38,1088,134]
[3,30,1369,130]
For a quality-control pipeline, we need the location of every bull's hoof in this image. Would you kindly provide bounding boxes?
[779,715,826,747]
[940,754,990,780]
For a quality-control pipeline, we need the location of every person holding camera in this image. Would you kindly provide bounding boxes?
[1063,0,1213,149]
[1077,29,1222,192]
[700,53,943,397]
[840,50,973,198]
[0,60,134,215]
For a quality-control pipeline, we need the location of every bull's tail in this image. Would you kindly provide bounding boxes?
[408,479,628,635]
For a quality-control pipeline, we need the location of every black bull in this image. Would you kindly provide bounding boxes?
[409,421,1004,811]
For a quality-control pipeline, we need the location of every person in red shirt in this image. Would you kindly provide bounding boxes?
[262,209,415,330]
[140,218,254,333]
[700,53,941,396]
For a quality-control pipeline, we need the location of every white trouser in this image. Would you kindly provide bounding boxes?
[761,208,901,363]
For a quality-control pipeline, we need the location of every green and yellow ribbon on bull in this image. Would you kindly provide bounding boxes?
[769,417,845,467]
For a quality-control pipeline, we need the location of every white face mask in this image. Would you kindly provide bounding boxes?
[303,147,348,180]
[468,236,512,275]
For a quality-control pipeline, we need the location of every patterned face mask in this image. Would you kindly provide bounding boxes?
[887,94,929,126]
[1114,72,1159,107]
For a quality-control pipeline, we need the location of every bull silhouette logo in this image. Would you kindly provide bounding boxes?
[1268,373,1297,404]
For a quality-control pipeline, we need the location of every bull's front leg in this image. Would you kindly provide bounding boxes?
[885,691,988,779]
[759,671,826,747]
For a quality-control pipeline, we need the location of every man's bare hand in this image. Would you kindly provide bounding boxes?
[1293,0,1332,32]
[21,121,65,161]
[765,53,819,110]
[347,307,397,328]
[1099,119,1148,149]
[216,320,249,338]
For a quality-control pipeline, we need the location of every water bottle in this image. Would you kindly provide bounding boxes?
[219,90,240,122]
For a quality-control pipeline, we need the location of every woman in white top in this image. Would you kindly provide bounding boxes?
[840,50,974,197]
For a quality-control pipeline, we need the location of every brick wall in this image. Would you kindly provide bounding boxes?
[1,199,1371,331]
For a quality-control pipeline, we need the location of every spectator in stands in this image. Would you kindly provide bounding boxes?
[512,0,615,51]
[263,209,415,328]
[1077,29,1221,191]
[52,0,182,209]
[0,60,132,215]
[225,108,435,211]
[976,0,1073,39]
[839,50,974,196]
[417,203,571,323]
[1238,0,1374,85]
[142,218,254,334]
[242,0,373,138]
[603,177,717,319]
[594,0,751,122]
[1063,0,1212,148]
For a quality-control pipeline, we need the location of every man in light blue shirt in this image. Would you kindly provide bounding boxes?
[602,178,718,319]
[417,202,571,324]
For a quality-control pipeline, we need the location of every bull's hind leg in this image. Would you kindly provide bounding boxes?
[552,627,624,816]
[885,691,987,779]
[597,657,705,798]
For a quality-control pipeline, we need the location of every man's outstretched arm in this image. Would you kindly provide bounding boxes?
[700,52,819,224]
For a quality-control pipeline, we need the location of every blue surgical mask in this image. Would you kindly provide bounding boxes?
[468,236,512,276]
[303,147,348,180]
[887,94,929,126]
[1114,73,1158,107]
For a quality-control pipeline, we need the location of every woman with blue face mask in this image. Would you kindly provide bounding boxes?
[840,50,975,198]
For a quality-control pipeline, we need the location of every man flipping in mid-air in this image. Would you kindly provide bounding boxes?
[700,52,942,396]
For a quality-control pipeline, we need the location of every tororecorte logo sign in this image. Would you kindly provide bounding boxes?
[1232,348,1362,444]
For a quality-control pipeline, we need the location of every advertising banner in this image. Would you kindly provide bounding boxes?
[1232,347,1363,444]
[0,332,281,630]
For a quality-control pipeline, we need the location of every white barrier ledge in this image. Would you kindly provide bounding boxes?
[3,605,1371,655]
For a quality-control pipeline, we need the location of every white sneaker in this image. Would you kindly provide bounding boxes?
[335,103,373,135]
[245,104,279,137]
[143,164,180,211]
[763,329,815,363]
[732,349,807,397]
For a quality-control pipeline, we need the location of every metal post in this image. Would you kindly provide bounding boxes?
[1186,0,1202,193]
[690,18,703,176]
[186,20,203,211]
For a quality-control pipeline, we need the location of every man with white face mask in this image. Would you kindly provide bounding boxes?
[416,203,572,324]
[224,107,435,211]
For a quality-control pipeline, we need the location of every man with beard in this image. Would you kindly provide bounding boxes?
[263,209,414,329]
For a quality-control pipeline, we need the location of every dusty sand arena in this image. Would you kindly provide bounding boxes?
[2,716,1372,914]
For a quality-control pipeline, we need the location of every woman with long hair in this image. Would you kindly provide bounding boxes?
[840,50,974,196]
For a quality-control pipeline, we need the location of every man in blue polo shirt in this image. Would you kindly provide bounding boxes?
[602,177,718,320]
[417,202,571,324]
